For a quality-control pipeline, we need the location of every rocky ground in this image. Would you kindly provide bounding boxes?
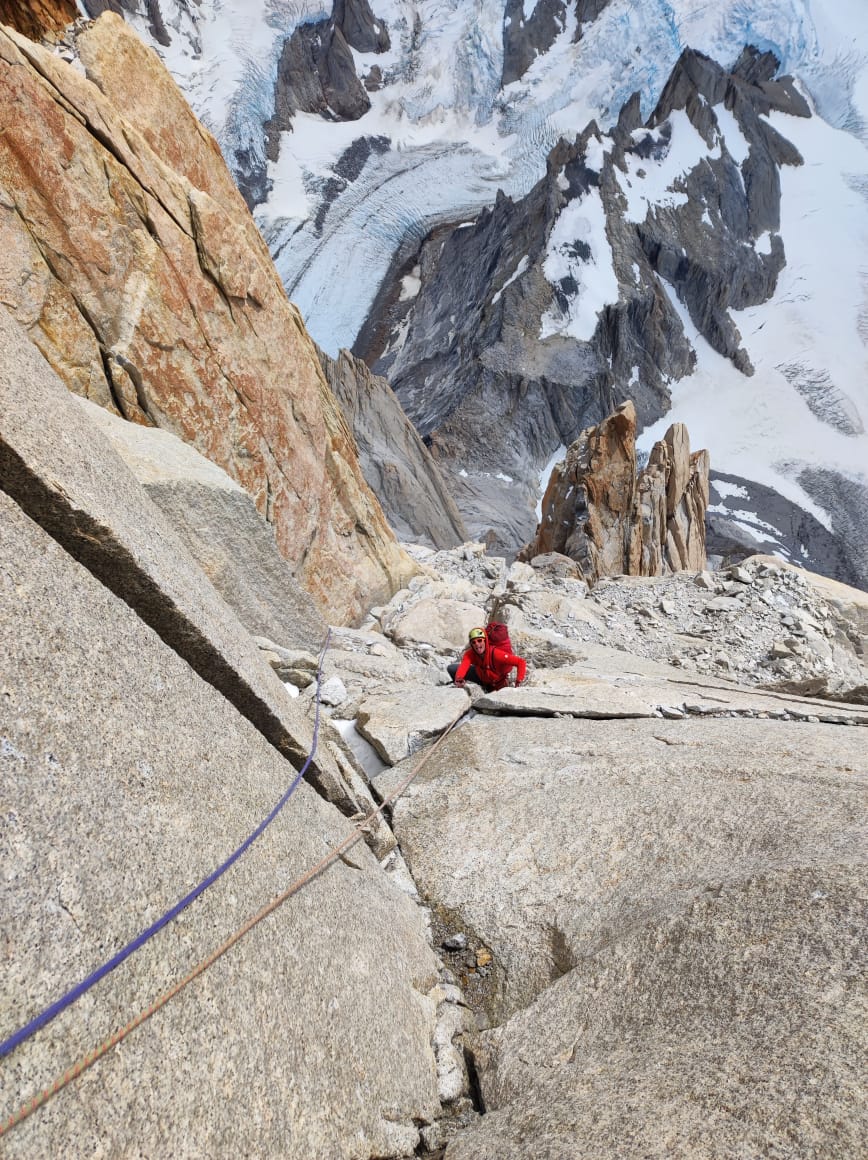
[257,542,868,1157]
[378,543,868,707]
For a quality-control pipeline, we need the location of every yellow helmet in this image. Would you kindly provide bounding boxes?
[468,627,486,641]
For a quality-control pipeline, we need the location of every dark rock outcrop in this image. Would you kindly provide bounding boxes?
[359,48,805,557]
[81,0,171,46]
[268,20,370,129]
[635,47,808,373]
[520,401,708,582]
[335,0,390,53]
[798,467,868,593]
[319,346,467,549]
[705,471,863,584]
[265,0,390,165]
[502,0,568,87]
[502,0,612,86]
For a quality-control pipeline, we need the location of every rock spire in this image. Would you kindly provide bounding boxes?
[521,401,709,582]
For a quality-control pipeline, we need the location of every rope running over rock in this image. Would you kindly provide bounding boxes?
[0,632,334,1065]
[0,686,470,1138]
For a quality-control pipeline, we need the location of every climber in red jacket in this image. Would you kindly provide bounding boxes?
[448,626,527,692]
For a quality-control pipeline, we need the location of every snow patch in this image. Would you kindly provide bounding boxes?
[399,266,422,301]
[492,255,530,304]
[714,103,751,166]
[621,111,712,223]
[711,479,750,501]
[539,188,618,342]
[332,719,387,778]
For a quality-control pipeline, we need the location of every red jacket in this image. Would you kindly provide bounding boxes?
[455,640,527,691]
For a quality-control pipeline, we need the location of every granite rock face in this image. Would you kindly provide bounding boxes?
[387,703,867,1158]
[0,13,414,626]
[391,712,867,1022]
[446,865,866,1160]
[522,402,709,582]
[319,346,467,549]
[349,540,866,1157]
[531,401,638,579]
[0,492,442,1159]
[0,306,362,822]
[2,497,866,1153]
[77,396,327,654]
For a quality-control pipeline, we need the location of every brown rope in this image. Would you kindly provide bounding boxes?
[0,700,469,1138]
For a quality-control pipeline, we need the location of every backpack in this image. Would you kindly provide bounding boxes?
[486,621,513,654]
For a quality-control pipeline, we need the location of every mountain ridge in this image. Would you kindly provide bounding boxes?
[87,0,868,593]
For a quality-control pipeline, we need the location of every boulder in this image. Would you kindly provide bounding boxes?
[0,491,442,1157]
[322,643,423,702]
[705,594,744,613]
[0,15,414,625]
[499,588,606,638]
[383,598,489,651]
[357,686,468,765]
[320,676,350,707]
[525,552,586,581]
[255,640,320,684]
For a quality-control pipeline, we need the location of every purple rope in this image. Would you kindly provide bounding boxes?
[0,630,331,1061]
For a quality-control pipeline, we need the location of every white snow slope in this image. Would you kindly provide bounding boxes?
[637,104,868,536]
[123,0,868,560]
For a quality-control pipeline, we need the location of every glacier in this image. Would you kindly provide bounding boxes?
[120,0,868,351]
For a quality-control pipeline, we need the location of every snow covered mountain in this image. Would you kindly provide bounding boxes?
[84,0,868,587]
